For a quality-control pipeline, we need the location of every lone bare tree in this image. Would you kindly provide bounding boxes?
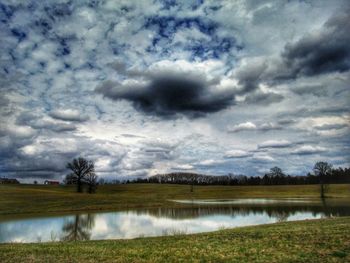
[66,157,95,193]
[313,161,332,198]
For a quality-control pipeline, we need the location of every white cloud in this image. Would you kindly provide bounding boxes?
[225,150,253,158]
[172,164,194,170]
[258,140,292,149]
[228,122,257,132]
[6,125,36,138]
[292,146,326,155]
[196,159,225,166]
[49,109,88,122]
[20,145,39,156]
[253,154,275,162]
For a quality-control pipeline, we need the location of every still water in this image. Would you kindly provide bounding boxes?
[0,198,349,243]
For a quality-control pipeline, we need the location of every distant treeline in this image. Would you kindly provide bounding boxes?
[128,167,350,186]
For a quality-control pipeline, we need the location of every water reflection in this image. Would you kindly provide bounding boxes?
[61,214,95,241]
[171,198,317,205]
[0,199,349,243]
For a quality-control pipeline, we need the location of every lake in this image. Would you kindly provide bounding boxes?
[1,198,349,243]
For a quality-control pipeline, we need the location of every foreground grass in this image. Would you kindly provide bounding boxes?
[1,184,349,217]
[1,217,349,262]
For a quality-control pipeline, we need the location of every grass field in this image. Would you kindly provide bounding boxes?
[0,217,349,262]
[1,183,350,217]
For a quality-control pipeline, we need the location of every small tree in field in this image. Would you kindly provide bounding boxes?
[313,161,332,198]
[86,171,98,194]
[269,167,284,177]
[66,157,95,193]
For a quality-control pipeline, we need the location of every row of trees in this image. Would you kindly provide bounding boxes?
[64,158,348,198]
[130,163,349,186]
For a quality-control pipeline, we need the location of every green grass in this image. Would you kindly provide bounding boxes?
[1,184,349,217]
[1,217,349,262]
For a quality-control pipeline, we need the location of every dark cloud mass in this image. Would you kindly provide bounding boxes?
[96,76,235,118]
[234,8,350,97]
[279,9,350,79]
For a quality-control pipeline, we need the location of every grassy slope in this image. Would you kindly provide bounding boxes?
[1,184,350,217]
[0,217,349,263]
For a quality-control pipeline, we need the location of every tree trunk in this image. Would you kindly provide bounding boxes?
[77,178,82,193]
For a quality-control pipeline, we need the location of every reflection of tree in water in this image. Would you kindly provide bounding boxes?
[61,214,95,241]
[139,204,350,220]
[272,211,289,222]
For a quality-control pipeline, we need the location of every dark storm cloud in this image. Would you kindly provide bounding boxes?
[0,135,126,180]
[278,9,350,79]
[1,161,67,174]
[0,147,70,180]
[0,125,79,180]
[233,8,350,98]
[96,75,235,118]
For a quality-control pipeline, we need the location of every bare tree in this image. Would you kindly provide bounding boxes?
[269,167,285,177]
[313,161,332,198]
[64,173,77,185]
[66,157,95,193]
[86,171,98,194]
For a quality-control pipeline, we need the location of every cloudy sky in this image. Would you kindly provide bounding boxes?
[1,0,349,182]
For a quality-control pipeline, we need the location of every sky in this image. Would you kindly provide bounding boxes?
[1,0,349,182]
